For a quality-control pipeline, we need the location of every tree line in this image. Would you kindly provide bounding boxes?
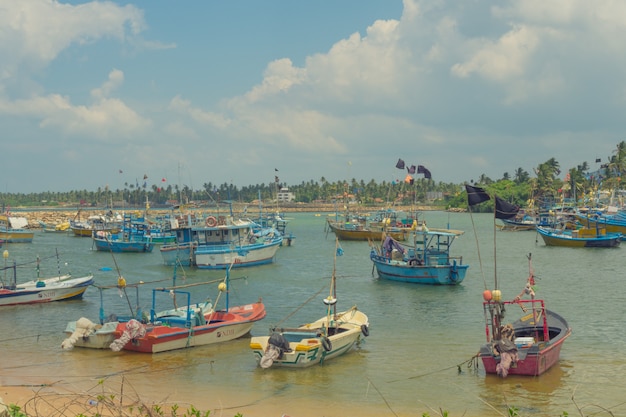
[3,142,625,211]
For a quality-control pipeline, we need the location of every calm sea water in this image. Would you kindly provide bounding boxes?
[1,211,625,417]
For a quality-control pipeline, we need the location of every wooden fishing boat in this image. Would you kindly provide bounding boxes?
[92,232,155,253]
[70,210,121,237]
[38,220,70,233]
[536,225,621,248]
[250,239,369,368]
[0,268,93,307]
[465,185,571,377]
[160,209,282,269]
[0,214,34,243]
[574,211,626,235]
[92,214,156,253]
[369,229,468,285]
[109,268,266,353]
[326,208,415,241]
[62,281,147,349]
[478,256,572,377]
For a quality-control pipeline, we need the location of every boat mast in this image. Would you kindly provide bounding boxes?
[324,238,340,332]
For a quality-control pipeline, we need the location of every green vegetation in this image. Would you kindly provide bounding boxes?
[4,378,245,417]
[3,142,626,211]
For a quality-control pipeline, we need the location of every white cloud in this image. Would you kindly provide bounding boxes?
[4,0,626,192]
[91,69,125,100]
[0,0,145,81]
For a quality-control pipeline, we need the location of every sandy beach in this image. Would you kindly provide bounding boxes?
[0,377,416,417]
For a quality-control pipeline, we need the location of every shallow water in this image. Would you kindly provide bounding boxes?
[1,211,625,416]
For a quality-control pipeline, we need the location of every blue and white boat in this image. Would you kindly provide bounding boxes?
[92,214,154,253]
[160,211,282,269]
[369,229,469,285]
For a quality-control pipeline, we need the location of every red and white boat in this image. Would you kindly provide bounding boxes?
[110,269,266,353]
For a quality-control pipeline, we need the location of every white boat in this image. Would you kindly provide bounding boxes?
[250,239,369,368]
[62,281,147,350]
[160,209,282,269]
[0,269,94,307]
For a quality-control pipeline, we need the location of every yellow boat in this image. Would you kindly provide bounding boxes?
[0,214,34,243]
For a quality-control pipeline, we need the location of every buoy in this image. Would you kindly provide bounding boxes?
[117,276,126,288]
[218,282,227,292]
[491,289,502,302]
[483,290,493,301]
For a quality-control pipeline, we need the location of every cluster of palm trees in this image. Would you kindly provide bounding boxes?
[3,142,626,211]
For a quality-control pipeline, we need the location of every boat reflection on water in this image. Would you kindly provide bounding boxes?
[478,363,570,414]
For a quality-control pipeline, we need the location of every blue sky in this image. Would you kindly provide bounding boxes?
[2,0,626,193]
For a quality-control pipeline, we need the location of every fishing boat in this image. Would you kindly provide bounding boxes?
[62,282,145,349]
[70,210,121,237]
[498,214,537,231]
[326,208,415,242]
[369,228,468,285]
[465,184,571,377]
[0,265,93,307]
[160,209,282,269]
[536,225,621,248]
[0,214,34,243]
[249,190,295,246]
[91,213,156,253]
[38,220,71,233]
[0,250,94,306]
[109,267,266,353]
[573,210,626,236]
[478,255,572,377]
[250,239,369,368]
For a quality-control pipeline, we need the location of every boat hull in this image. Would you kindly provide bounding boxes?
[64,321,119,349]
[194,240,281,269]
[0,230,34,243]
[250,309,369,368]
[93,237,155,253]
[370,252,468,285]
[160,243,195,266]
[480,336,568,376]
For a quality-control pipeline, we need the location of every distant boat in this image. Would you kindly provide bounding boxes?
[38,220,70,233]
[160,208,282,269]
[0,213,34,243]
[574,210,626,235]
[249,190,295,246]
[536,225,621,248]
[326,208,416,241]
[369,228,469,285]
[70,210,121,237]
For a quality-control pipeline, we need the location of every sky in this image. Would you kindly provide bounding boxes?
[2,0,626,194]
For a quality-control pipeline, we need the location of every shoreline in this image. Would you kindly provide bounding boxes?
[10,204,451,229]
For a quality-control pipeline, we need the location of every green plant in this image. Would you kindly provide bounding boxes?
[8,404,27,417]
